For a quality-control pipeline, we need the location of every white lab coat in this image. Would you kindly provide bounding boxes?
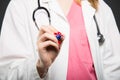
[0,0,120,80]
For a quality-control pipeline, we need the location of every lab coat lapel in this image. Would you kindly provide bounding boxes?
[81,1,104,80]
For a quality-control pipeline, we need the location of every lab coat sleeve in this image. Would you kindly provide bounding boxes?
[101,1,120,80]
[0,0,42,80]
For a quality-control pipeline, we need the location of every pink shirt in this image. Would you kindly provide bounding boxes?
[67,1,97,80]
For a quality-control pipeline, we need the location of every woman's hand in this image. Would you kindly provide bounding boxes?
[36,25,64,78]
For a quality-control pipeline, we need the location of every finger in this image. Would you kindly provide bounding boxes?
[38,26,65,45]
[39,26,58,36]
[48,26,65,41]
[47,25,58,33]
[37,40,59,53]
[38,33,58,44]
[39,41,59,63]
[39,26,53,36]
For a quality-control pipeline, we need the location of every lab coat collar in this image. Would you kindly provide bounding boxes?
[81,0,96,24]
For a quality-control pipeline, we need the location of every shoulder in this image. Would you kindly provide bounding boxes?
[7,0,28,13]
[96,0,114,24]
[97,0,112,16]
[6,0,37,19]
[8,0,37,11]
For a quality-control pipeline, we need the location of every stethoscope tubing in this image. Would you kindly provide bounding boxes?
[32,0,105,45]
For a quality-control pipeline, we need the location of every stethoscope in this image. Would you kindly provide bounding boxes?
[32,0,105,46]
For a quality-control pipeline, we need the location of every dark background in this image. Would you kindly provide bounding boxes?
[0,0,10,33]
[104,0,120,32]
[0,0,120,33]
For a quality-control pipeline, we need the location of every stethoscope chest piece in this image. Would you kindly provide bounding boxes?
[93,15,105,46]
[97,33,105,46]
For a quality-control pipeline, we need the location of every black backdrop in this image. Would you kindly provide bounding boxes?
[104,0,120,32]
[0,0,120,33]
[0,0,10,33]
